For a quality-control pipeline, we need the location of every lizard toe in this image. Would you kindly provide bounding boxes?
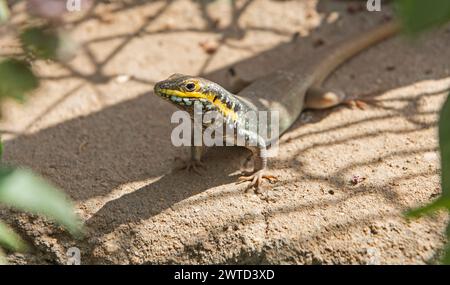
[174,158,206,175]
[238,170,277,193]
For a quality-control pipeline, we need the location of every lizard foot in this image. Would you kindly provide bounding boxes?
[345,99,368,110]
[174,157,206,175]
[238,170,277,193]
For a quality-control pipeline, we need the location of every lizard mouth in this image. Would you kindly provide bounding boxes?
[167,95,196,106]
[154,86,207,107]
[153,83,231,118]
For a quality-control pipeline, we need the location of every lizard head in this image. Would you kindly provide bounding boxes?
[153,73,242,122]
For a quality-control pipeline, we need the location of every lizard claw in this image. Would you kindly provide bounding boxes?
[237,170,277,193]
[174,157,206,175]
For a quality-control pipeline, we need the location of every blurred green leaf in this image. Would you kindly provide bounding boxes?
[439,95,450,200]
[0,221,27,252]
[0,59,39,101]
[0,248,6,265]
[0,167,82,235]
[443,224,450,265]
[396,0,450,34]
[397,0,450,265]
[407,95,450,217]
[406,197,450,218]
[0,0,9,23]
[56,32,78,62]
[20,27,78,62]
[444,246,450,265]
[20,27,60,60]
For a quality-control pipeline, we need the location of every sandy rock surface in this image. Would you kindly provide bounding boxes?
[1,0,450,264]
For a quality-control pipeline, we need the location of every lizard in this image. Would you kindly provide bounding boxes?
[153,21,401,192]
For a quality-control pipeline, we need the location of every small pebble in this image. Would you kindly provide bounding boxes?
[199,40,219,54]
[423,152,438,162]
[386,65,396,72]
[115,74,130,83]
[326,12,340,24]
[313,38,325,48]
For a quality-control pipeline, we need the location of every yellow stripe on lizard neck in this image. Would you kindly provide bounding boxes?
[160,89,238,121]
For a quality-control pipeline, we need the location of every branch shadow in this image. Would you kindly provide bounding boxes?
[2,0,450,263]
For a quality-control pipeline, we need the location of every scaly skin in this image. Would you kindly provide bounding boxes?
[153,21,400,192]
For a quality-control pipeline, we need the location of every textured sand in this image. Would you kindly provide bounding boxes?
[1,0,450,264]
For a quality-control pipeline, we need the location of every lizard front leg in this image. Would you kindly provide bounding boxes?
[175,146,206,175]
[238,146,277,192]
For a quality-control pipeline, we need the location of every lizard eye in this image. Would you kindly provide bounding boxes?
[185,82,196,91]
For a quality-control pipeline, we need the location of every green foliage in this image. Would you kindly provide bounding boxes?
[0,167,82,236]
[406,197,450,218]
[406,93,450,217]
[20,27,60,60]
[0,140,82,262]
[0,2,83,263]
[396,0,450,34]
[0,59,39,102]
[405,94,450,264]
[0,221,27,252]
[396,0,450,264]
[0,0,9,23]
[407,90,450,214]
[444,224,450,264]
[0,248,6,265]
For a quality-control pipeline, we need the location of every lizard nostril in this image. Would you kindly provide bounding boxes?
[154,82,165,95]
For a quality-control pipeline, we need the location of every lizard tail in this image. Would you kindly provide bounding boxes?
[311,21,401,86]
